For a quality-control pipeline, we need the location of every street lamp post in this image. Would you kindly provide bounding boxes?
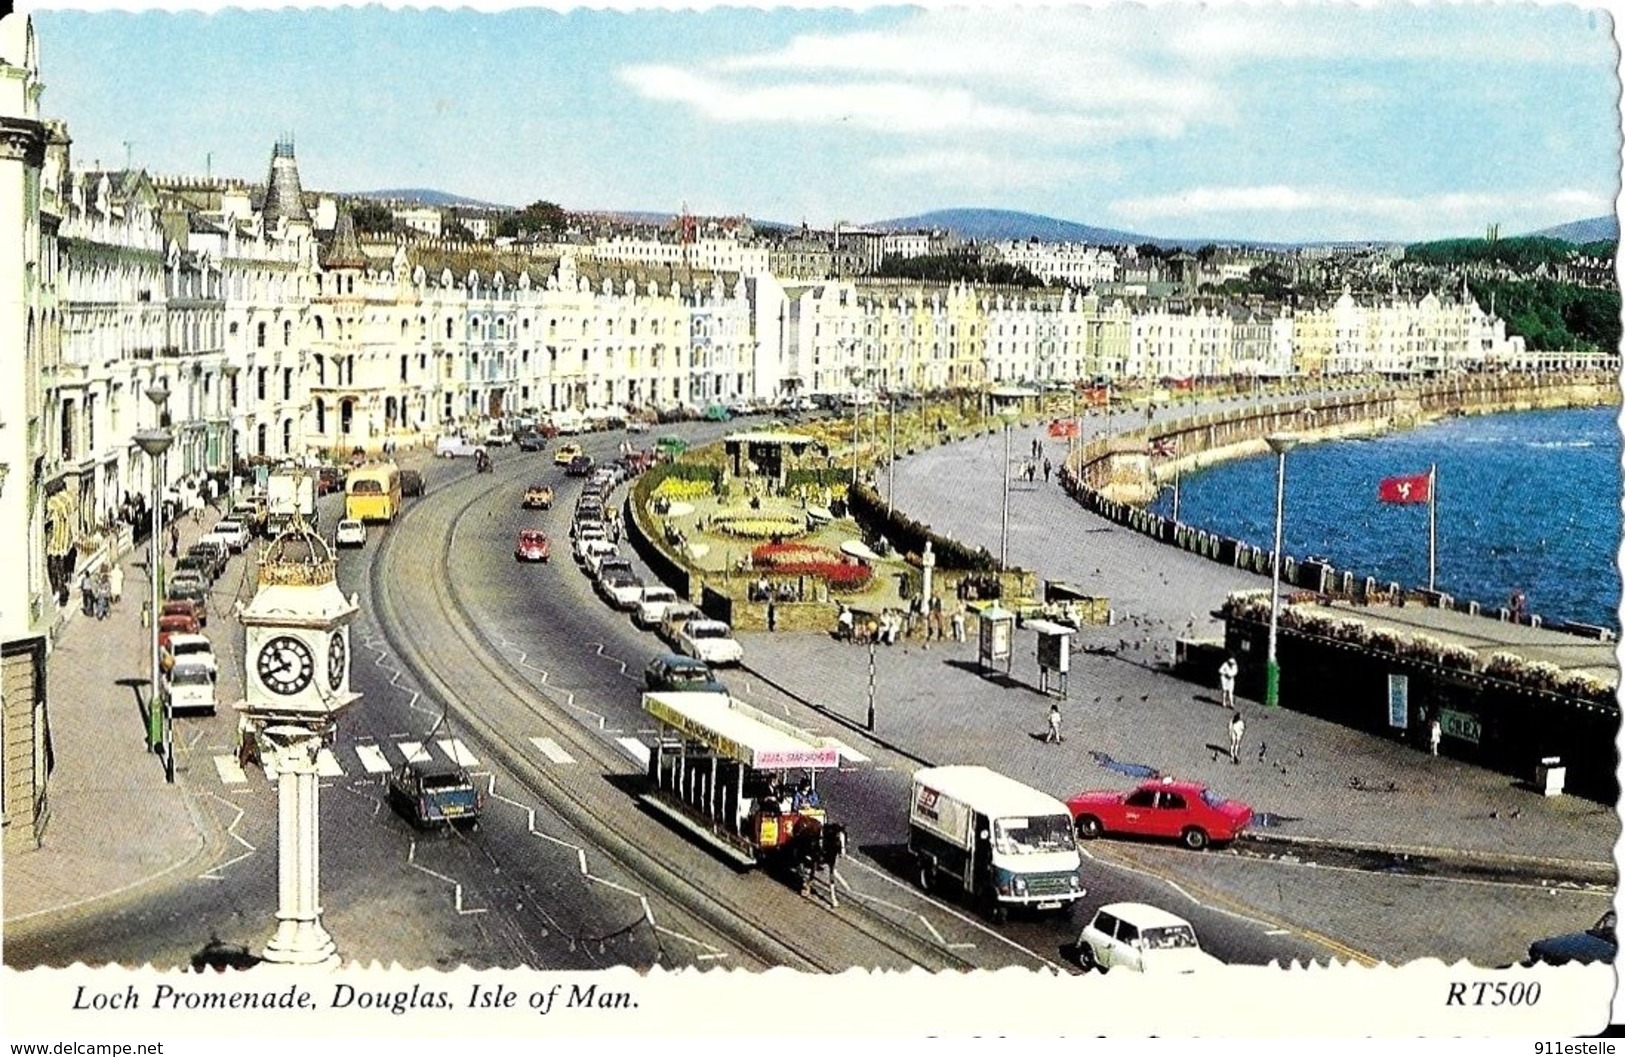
[137,382,173,780]
[997,404,1020,570]
[1264,433,1299,709]
[886,390,897,515]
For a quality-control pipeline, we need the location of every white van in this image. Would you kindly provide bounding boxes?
[164,661,218,716]
[909,764,1085,921]
[435,434,483,458]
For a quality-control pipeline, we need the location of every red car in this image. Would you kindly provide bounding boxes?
[157,612,201,639]
[1065,778,1251,850]
[514,529,551,563]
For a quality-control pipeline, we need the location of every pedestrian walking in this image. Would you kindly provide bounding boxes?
[1045,703,1063,744]
[1228,711,1245,764]
[766,599,777,632]
[93,569,110,620]
[1218,656,1238,709]
[78,570,93,616]
[168,522,180,559]
[951,602,966,643]
[1428,714,1442,757]
[1043,457,1052,482]
[107,562,124,605]
[929,594,944,640]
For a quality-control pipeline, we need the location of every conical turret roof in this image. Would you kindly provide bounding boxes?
[262,137,310,225]
[322,209,369,270]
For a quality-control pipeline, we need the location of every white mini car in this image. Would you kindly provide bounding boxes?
[635,585,680,628]
[335,518,367,548]
[1075,902,1225,974]
[676,619,744,667]
[162,632,217,679]
[209,520,251,552]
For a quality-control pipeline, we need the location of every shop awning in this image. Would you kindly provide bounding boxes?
[45,491,76,556]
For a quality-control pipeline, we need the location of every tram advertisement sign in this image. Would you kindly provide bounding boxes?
[755,747,840,770]
[644,696,749,763]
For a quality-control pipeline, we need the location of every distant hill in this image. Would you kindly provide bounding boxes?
[868,208,1154,246]
[350,188,511,211]
[1522,215,1618,244]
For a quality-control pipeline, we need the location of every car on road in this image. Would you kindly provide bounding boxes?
[657,602,705,646]
[166,572,209,600]
[210,520,251,552]
[163,660,218,716]
[387,759,483,829]
[1074,902,1224,974]
[675,618,744,667]
[517,432,547,453]
[399,469,425,497]
[523,483,555,509]
[634,585,681,629]
[161,597,208,629]
[1526,911,1617,966]
[600,570,646,609]
[643,653,728,695]
[553,443,584,466]
[583,545,624,579]
[1065,777,1252,850]
[335,518,367,548]
[514,529,552,563]
[187,540,229,577]
[315,465,345,496]
[174,553,218,584]
[157,613,200,644]
[484,427,513,447]
[161,632,217,678]
[594,555,634,583]
[575,536,617,569]
[565,453,594,477]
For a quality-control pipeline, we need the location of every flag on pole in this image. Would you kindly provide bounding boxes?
[1378,472,1432,504]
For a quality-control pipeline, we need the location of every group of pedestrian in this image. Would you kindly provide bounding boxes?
[77,563,123,621]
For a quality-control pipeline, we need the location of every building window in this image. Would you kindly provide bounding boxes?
[283,320,293,346]
[256,368,267,400]
[400,355,409,382]
[283,369,292,401]
[256,322,267,347]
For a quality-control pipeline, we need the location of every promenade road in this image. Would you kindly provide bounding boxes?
[739,415,1617,875]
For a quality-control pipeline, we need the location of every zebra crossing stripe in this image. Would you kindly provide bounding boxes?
[316,748,344,777]
[355,744,392,774]
[398,740,433,764]
[826,739,871,764]
[436,738,479,766]
[213,755,248,785]
[529,737,575,764]
[615,737,650,768]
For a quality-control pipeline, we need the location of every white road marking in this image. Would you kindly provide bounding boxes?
[615,736,650,768]
[1265,928,1293,936]
[316,748,345,777]
[529,737,576,764]
[398,740,433,764]
[436,738,479,766]
[355,743,392,774]
[825,739,871,764]
[198,792,257,881]
[213,755,248,784]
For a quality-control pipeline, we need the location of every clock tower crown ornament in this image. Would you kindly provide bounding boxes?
[238,521,360,723]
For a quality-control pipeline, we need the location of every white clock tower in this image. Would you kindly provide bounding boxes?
[237,523,360,966]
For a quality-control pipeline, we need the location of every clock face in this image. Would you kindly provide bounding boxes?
[327,630,347,692]
[257,635,315,696]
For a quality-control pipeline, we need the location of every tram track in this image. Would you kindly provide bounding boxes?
[369,454,986,974]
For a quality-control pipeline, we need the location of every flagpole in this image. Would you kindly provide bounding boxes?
[1428,463,1437,591]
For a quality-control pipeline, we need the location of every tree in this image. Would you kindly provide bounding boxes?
[349,200,396,234]
[497,199,568,239]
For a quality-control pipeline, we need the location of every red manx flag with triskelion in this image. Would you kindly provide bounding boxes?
[1378,472,1432,504]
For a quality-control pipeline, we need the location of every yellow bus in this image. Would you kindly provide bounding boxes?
[345,461,402,523]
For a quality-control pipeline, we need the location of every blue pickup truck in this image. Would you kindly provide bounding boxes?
[387,759,483,828]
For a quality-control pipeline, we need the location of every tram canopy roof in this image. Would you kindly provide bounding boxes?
[643,691,840,770]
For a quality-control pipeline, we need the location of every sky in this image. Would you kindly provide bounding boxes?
[21,1,1624,243]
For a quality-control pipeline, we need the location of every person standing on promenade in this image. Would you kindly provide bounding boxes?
[1428,714,1442,757]
[93,568,110,620]
[78,570,93,616]
[1228,711,1245,764]
[951,602,966,643]
[929,594,945,640]
[1046,703,1064,744]
[1218,656,1238,709]
[107,562,124,606]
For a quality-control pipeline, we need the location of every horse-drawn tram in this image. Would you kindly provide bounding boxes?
[640,691,842,871]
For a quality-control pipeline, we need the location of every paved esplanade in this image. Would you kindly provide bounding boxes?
[738,407,1617,873]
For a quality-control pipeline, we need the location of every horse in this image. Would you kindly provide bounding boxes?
[785,818,847,908]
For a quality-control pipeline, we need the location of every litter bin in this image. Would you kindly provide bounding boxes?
[1535,756,1566,797]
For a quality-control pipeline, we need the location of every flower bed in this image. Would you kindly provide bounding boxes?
[653,477,716,501]
[711,514,805,539]
[751,542,873,591]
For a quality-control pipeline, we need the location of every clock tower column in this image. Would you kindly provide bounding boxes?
[236,522,360,967]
